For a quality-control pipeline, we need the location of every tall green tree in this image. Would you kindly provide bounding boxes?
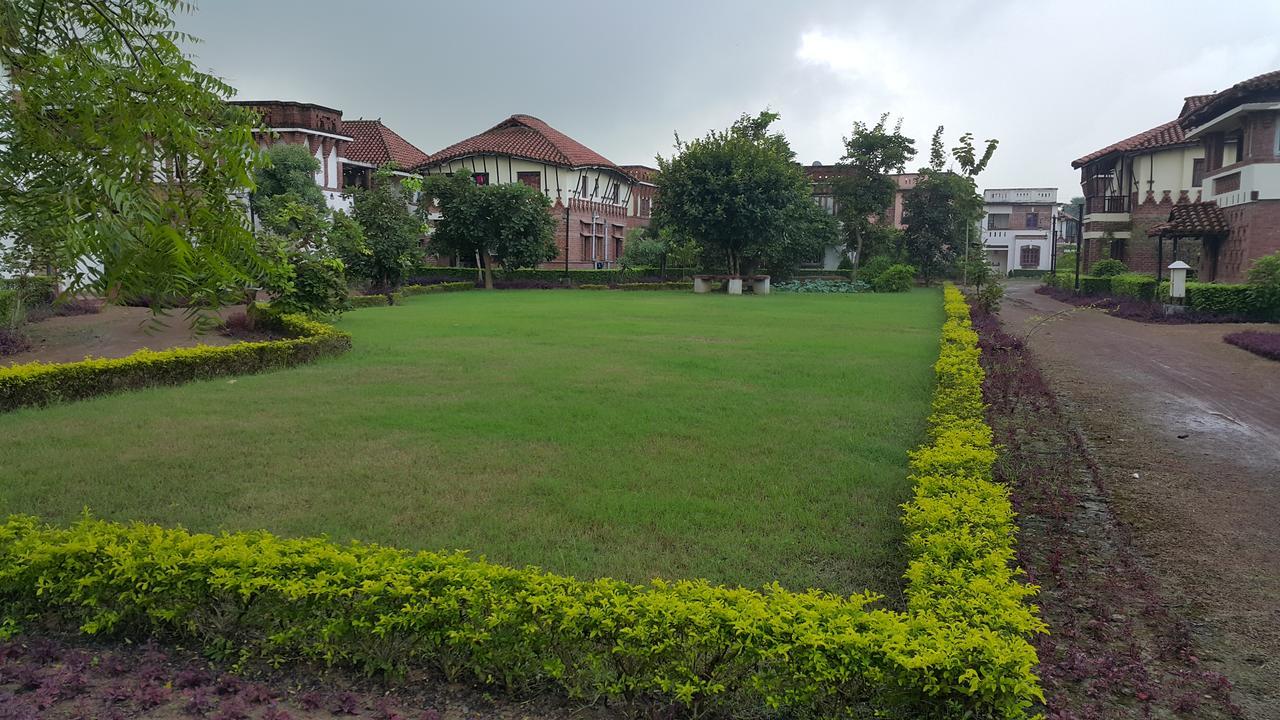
[655,110,820,277]
[423,173,557,289]
[902,127,998,283]
[346,167,424,290]
[0,0,272,314]
[251,143,327,230]
[832,114,916,280]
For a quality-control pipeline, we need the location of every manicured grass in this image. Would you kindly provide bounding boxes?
[0,290,941,595]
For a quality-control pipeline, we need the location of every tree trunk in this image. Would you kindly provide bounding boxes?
[851,226,864,283]
[479,252,494,290]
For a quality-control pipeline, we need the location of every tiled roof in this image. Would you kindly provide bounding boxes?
[1150,201,1229,236]
[1072,118,1196,168]
[1181,69,1280,127]
[421,115,622,174]
[340,119,431,172]
[1179,94,1214,118]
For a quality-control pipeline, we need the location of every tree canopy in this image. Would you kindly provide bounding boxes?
[0,0,271,313]
[654,110,829,277]
[902,127,998,283]
[346,168,425,291]
[251,143,327,229]
[423,172,557,289]
[832,114,916,279]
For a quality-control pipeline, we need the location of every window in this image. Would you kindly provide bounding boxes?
[473,172,489,186]
[1025,212,1039,229]
[517,171,541,190]
[1019,245,1041,269]
[580,176,590,196]
[988,214,1010,230]
[639,197,651,216]
[1192,158,1205,187]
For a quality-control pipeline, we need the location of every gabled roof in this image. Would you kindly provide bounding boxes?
[1072,118,1196,169]
[1148,201,1229,237]
[1072,94,1216,169]
[340,119,431,172]
[1181,69,1280,128]
[421,115,624,175]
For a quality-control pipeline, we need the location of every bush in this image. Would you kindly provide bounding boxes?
[273,256,350,317]
[1183,282,1255,317]
[871,264,915,293]
[0,276,58,306]
[614,282,693,291]
[0,287,1044,719]
[0,327,32,357]
[1090,259,1128,277]
[1109,273,1158,301]
[1078,276,1112,296]
[837,255,854,270]
[348,294,390,309]
[860,255,896,284]
[0,308,350,412]
[408,266,699,286]
[1246,251,1280,321]
[391,282,473,304]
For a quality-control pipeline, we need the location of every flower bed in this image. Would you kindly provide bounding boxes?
[0,308,350,412]
[0,285,1042,718]
[1224,331,1280,361]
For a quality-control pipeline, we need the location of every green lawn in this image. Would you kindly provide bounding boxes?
[0,289,941,595]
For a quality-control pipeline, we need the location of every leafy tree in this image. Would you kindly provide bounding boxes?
[832,114,916,280]
[620,226,702,273]
[655,110,819,277]
[1247,251,1280,321]
[902,127,997,283]
[251,144,327,229]
[0,0,272,315]
[346,167,425,290]
[423,173,558,289]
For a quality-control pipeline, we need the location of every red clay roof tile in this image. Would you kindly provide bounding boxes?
[340,119,431,172]
[421,115,623,175]
[1153,201,1229,236]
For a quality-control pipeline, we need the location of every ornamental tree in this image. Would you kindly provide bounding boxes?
[0,0,272,314]
[422,173,558,289]
[902,127,998,283]
[654,110,818,277]
[832,114,916,280]
[346,167,424,290]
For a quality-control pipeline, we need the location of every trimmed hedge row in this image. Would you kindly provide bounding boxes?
[408,266,698,285]
[0,309,350,412]
[348,294,390,309]
[391,282,473,304]
[0,287,1042,717]
[1109,273,1159,301]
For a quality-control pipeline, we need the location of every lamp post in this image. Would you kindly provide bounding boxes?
[1167,260,1190,310]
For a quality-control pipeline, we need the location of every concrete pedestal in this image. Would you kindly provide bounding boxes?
[751,276,771,295]
[693,276,713,293]
[727,277,743,295]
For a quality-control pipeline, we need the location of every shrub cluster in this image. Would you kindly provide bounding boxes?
[1224,331,1280,361]
[872,264,916,293]
[0,308,350,412]
[0,287,1042,717]
[1089,259,1128,277]
[1108,273,1158,301]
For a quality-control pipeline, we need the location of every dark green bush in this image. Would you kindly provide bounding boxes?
[1183,282,1255,317]
[872,264,915,293]
[860,255,896,284]
[1246,251,1280,320]
[1007,269,1046,278]
[1078,276,1112,296]
[1109,273,1158,301]
[274,256,350,317]
[1090,259,1128,277]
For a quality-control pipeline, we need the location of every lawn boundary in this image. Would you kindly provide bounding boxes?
[0,308,350,412]
[0,285,1043,717]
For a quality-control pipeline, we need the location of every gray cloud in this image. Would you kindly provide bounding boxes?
[184,0,1280,197]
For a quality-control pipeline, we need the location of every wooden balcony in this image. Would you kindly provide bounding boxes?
[1085,195,1130,214]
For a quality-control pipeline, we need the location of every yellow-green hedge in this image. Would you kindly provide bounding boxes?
[0,285,1042,717]
[0,309,350,412]
[391,282,474,304]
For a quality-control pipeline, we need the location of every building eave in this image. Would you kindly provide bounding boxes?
[1184,102,1280,140]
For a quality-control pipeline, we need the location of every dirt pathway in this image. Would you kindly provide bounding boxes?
[999,280,1280,718]
[3,305,245,366]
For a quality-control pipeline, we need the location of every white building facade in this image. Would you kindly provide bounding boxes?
[980,187,1059,274]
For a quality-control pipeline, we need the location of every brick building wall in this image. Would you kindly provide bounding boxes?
[1214,200,1280,282]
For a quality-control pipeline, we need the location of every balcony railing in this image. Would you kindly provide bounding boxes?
[1085,195,1130,214]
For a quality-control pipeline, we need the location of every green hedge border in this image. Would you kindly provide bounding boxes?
[0,286,1042,718]
[0,308,350,412]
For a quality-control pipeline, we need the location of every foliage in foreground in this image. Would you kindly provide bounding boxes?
[0,308,349,412]
[0,288,1042,718]
[0,0,272,314]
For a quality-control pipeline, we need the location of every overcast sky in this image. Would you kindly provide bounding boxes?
[182,0,1280,199]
